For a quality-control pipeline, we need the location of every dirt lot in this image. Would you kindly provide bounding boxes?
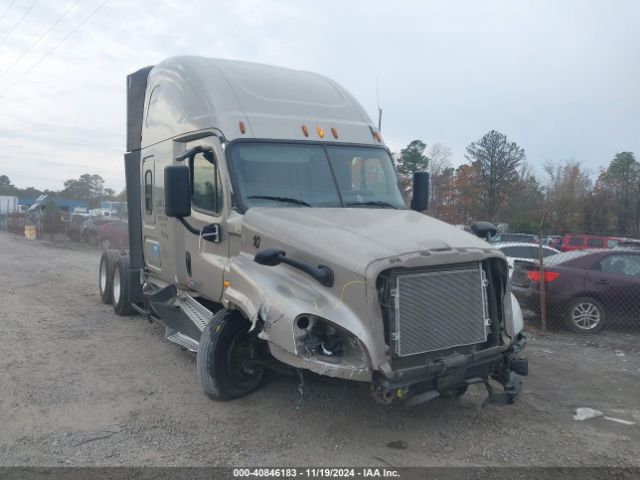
[1,232,639,467]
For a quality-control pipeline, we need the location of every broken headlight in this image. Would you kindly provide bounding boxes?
[293,314,368,367]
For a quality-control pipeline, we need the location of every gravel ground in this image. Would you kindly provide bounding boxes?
[0,232,639,467]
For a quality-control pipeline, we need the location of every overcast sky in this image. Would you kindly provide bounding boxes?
[0,0,638,193]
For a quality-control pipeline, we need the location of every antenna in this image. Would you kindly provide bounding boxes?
[376,77,383,131]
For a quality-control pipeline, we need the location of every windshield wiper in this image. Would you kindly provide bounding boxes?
[346,201,397,209]
[247,195,311,207]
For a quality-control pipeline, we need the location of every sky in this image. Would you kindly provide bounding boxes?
[0,0,638,193]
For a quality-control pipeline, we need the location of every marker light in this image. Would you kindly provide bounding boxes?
[331,127,338,139]
[239,121,246,134]
[316,126,325,138]
[373,131,382,143]
[301,125,309,137]
[223,280,231,289]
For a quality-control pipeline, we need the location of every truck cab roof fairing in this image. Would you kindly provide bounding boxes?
[140,56,379,147]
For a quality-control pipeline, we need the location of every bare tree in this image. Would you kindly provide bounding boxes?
[426,143,452,214]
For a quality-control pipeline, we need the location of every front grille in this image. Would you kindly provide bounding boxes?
[390,262,490,357]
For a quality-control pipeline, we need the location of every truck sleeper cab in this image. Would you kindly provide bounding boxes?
[97,56,527,405]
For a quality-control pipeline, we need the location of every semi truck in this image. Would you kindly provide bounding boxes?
[99,56,527,405]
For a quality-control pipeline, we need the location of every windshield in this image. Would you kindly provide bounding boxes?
[227,143,406,211]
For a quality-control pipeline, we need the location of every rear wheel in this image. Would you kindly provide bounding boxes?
[566,297,605,333]
[197,309,267,400]
[111,254,135,316]
[98,249,121,304]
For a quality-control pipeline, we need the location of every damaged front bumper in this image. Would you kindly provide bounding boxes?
[371,333,528,406]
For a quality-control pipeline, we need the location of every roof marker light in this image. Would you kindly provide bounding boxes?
[316,126,325,138]
[373,131,382,143]
[301,125,309,137]
[331,127,338,139]
[239,121,246,134]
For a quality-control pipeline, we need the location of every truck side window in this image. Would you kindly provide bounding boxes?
[144,170,153,214]
[192,152,223,214]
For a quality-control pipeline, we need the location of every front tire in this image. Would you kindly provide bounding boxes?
[565,297,605,333]
[197,309,267,400]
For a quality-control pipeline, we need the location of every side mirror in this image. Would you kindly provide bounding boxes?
[470,221,497,241]
[164,165,191,218]
[411,171,429,211]
[254,248,285,266]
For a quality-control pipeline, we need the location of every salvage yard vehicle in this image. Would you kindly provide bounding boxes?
[493,242,559,277]
[98,56,528,405]
[512,249,640,333]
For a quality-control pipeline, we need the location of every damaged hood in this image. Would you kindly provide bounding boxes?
[242,208,495,275]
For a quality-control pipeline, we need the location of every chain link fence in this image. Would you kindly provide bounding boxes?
[511,248,640,335]
[4,211,128,250]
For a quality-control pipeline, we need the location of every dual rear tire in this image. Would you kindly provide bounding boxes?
[98,252,267,399]
[98,250,134,315]
[98,249,122,304]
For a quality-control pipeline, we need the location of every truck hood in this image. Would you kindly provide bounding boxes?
[241,208,495,276]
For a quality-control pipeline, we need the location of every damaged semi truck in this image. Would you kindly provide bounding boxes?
[98,56,528,405]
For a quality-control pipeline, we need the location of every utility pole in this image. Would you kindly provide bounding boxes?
[538,211,548,333]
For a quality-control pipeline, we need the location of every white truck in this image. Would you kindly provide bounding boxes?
[99,56,527,405]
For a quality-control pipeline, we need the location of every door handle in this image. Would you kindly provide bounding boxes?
[595,279,609,286]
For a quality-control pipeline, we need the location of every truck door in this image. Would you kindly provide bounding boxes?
[181,137,228,302]
[141,155,163,273]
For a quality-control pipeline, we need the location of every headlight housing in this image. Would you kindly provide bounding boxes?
[293,314,369,368]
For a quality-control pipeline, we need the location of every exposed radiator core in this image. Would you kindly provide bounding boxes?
[392,263,489,356]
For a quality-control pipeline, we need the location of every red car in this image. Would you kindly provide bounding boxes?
[98,221,129,251]
[560,234,618,251]
[511,249,640,333]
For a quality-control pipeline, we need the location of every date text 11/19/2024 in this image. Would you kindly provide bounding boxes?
[232,468,401,478]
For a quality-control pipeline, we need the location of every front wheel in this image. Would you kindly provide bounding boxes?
[197,309,267,400]
[565,297,605,333]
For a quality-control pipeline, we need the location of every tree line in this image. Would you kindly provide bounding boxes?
[2,133,638,238]
[0,174,125,209]
[395,131,639,237]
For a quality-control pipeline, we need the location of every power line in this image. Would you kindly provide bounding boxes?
[0,0,110,99]
[0,0,41,48]
[0,0,81,81]
[0,0,18,24]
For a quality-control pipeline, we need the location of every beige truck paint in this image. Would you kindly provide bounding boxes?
[118,56,527,403]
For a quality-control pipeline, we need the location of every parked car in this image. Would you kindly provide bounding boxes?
[614,239,640,249]
[511,249,640,333]
[82,216,118,245]
[490,233,538,244]
[493,242,559,277]
[560,234,619,251]
[543,235,563,250]
[98,220,129,250]
[67,213,90,241]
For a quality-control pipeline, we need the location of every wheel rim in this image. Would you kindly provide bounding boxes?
[99,258,108,293]
[226,328,263,389]
[112,266,121,304]
[571,302,601,330]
